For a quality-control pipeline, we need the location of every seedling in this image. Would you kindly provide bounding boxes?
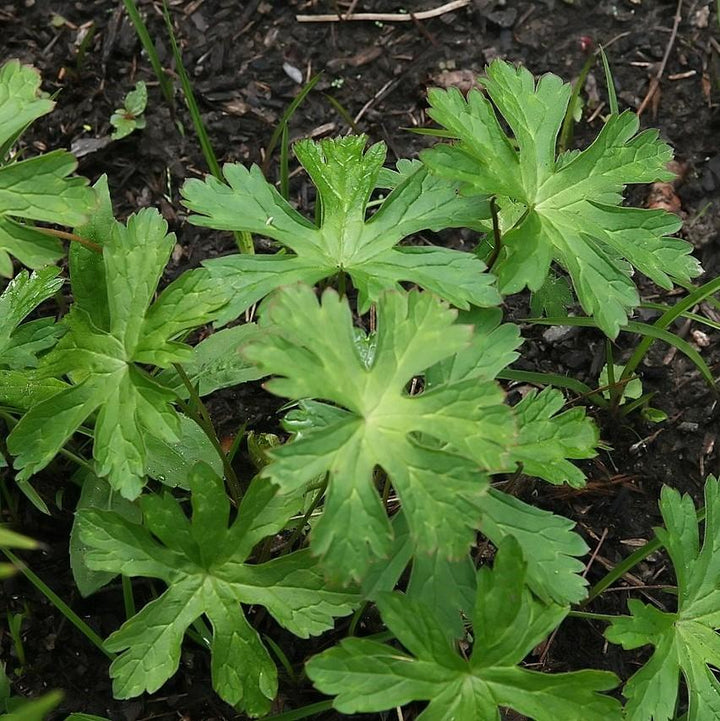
[109,81,147,140]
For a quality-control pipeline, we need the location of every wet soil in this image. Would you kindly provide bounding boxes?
[1,0,720,719]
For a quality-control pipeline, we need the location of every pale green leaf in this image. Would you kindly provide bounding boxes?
[0,60,54,147]
[0,151,93,227]
[423,60,701,337]
[183,135,498,322]
[245,285,513,581]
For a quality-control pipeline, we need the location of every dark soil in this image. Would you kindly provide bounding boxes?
[1,0,719,719]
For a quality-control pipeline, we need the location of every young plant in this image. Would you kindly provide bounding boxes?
[422,59,701,337]
[181,135,500,325]
[0,60,94,276]
[110,81,147,140]
[77,463,358,716]
[606,475,720,721]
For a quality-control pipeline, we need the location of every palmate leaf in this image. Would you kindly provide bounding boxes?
[77,463,357,716]
[422,60,701,337]
[182,135,499,325]
[245,284,514,582]
[244,285,596,588]
[605,475,720,721]
[0,60,95,276]
[307,537,622,721]
[7,209,228,499]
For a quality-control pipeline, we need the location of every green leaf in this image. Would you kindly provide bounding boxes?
[69,469,141,597]
[307,538,622,721]
[407,549,477,639]
[182,135,499,324]
[7,209,228,499]
[0,267,63,368]
[78,463,357,715]
[156,324,262,396]
[0,218,63,277]
[0,151,93,228]
[0,370,67,410]
[0,60,95,272]
[477,488,589,605]
[110,82,148,140]
[599,363,643,402]
[245,285,516,582]
[144,414,223,488]
[426,307,522,385]
[123,81,148,116]
[530,272,574,318]
[507,387,598,487]
[605,475,720,721]
[0,60,54,148]
[70,175,116,331]
[423,60,701,337]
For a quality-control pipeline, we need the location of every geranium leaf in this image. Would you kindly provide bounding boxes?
[306,538,622,721]
[423,60,701,337]
[182,135,499,323]
[78,463,357,715]
[605,475,720,721]
[7,209,227,499]
[244,285,514,582]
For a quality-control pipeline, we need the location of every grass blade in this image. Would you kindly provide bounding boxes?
[598,46,619,115]
[161,2,253,254]
[122,0,175,109]
[261,74,322,176]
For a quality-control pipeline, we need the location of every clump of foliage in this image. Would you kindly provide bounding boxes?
[0,55,713,721]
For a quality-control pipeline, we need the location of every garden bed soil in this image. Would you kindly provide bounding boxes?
[1,0,719,719]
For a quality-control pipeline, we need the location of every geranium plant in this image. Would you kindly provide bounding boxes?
[1,55,712,721]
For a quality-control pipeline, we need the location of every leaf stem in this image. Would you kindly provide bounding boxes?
[32,226,102,254]
[172,363,245,504]
[284,476,328,552]
[486,196,502,271]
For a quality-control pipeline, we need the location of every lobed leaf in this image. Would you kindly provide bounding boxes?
[605,475,720,721]
[182,135,498,323]
[423,60,701,337]
[78,463,357,715]
[307,538,622,721]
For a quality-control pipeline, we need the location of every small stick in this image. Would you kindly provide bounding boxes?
[297,0,471,23]
[636,0,683,117]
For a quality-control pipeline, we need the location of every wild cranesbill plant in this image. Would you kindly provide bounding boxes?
[1,57,711,721]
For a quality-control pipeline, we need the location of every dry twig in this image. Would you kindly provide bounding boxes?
[297,0,471,23]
